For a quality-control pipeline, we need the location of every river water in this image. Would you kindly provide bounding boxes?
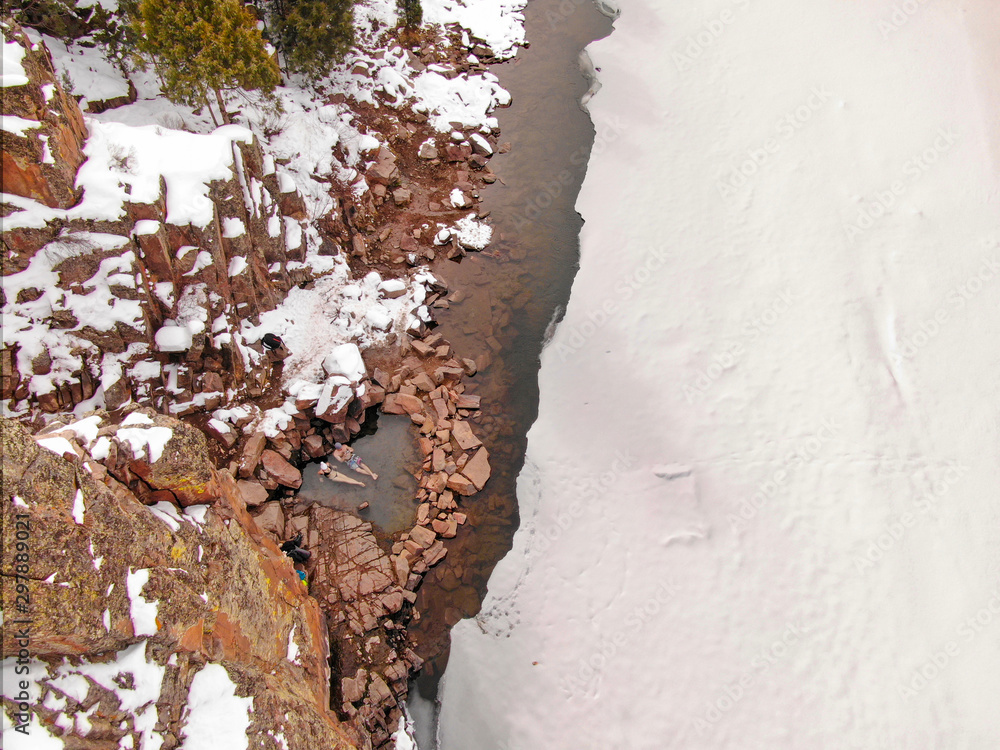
[403,0,614,729]
[296,415,421,533]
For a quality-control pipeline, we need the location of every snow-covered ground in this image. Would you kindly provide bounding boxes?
[439,1,1000,748]
[3,0,519,429]
[1,641,251,750]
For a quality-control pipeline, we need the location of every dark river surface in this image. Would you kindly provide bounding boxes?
[404,0,616,740]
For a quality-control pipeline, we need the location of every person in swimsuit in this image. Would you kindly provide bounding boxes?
[333,442,378,481]
[318,458,365,486]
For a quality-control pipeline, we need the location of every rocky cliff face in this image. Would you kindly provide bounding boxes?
[0,22,86,210]
[1,415,367,749]
[1,19,316,419]
[0,395,483,748]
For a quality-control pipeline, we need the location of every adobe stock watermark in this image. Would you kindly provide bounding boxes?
[727,418,839,532]
[544,0,618,30]
[897,585,1000,700]
[842,127,958,244]
[717,86,835,200]
[690,620,810,736]
[544,0,588,30]
[852,462,969,575]
[673,0,753,73]
[6,509,35,737]
[529,450,636,555]
[559,580,681,698]
[892,243,1000,364]
[681,286,797,404]
[553,244,671,361]
[511,115,625,231]
[877,0,935,40]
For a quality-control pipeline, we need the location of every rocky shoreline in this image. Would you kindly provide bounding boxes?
[2,10,517,749]
[245,324,495,746]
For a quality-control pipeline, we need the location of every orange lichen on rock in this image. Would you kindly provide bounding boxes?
[0,417,363,750]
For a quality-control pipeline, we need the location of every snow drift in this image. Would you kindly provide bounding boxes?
[438,0,1000,748]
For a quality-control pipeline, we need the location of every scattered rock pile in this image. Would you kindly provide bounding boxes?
[302,510,423,748]
[378,327,491,610]
[324,29,506,273]
[236,324,492,749]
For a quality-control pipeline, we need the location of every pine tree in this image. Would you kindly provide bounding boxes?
[95,0,141,66]
[132,0,280,118]
[397,0,421,30]
[10,0,103,38]
[273,0,355,81]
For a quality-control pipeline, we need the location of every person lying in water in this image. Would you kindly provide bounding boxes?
[333,442,378,481]
[317,460,365,487]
